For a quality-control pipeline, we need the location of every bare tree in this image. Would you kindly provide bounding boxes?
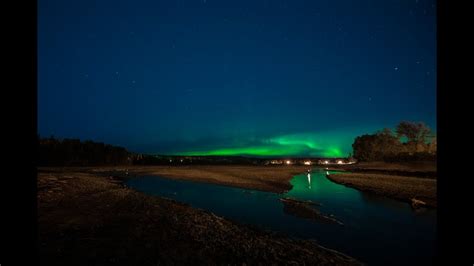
[396,121,431,144]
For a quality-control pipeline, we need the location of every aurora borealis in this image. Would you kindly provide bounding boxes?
[38,0,436,158]
[174,132,363,157]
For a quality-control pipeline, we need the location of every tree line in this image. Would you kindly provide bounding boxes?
[38,136,134,166]
[352,121,436,162]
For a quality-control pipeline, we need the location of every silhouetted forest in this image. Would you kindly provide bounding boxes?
[352,121,437,162]
[38,136,269,166]
[38,136,133,166]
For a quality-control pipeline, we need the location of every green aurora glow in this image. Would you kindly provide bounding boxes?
[173,132,365,158]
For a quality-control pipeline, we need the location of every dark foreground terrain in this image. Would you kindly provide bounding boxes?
[38,168,362,265]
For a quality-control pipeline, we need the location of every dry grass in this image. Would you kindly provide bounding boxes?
[327,173,437,207]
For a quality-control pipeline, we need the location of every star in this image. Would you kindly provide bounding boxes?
[368,97,372,101]
[132,80,136,84]
[394,67,399,71]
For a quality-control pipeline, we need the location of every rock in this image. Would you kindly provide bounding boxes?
[411,198,427,209]
[279,197,321,206]
[280,198,343,225]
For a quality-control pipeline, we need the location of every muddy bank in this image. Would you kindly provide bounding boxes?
[84,165,312,193]
[280,198,344,225]
[38,169,362,265]
[327,172,436,208]
[325,162,437,179]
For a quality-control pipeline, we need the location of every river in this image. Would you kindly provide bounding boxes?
[126,168,436,265]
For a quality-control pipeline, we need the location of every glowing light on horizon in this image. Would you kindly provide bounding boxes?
[304,161,311,165]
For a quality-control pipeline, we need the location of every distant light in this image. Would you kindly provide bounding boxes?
[286,160,291,165]
[324,160,329,164]
[326,171,329,175]
[169,159,172,162]
[337,160,343,164]
[304,161,311,165]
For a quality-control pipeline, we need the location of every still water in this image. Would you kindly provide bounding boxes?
[126,168,436,265]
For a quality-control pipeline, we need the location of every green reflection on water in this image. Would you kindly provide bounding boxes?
[285,170,363,205]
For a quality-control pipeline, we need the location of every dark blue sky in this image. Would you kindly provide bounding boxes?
[38,0,436,156]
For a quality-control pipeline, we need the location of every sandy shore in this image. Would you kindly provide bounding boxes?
[325,161,437,178]
[86,165,312,193]
[40,163,437,208]
[327,172,437,208]
[38,168,362,265]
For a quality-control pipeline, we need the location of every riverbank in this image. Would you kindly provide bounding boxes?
[326,172,437,208]
[86,165,312,193]
[324,161,437,178]
[38,168,362,265]
[39,163,437,208]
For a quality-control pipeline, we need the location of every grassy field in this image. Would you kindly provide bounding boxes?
[327,172,437,208]
[38,169,362,265]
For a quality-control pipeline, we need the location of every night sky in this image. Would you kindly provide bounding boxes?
[38,0,436,157]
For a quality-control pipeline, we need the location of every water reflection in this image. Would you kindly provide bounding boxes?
[307,173,311,189]
[127,170,437,266]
